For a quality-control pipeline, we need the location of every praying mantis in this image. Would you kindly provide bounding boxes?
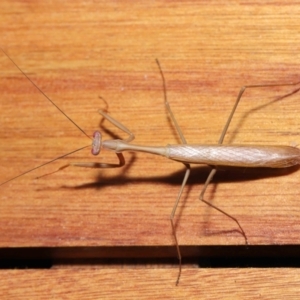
[1,47,300,285]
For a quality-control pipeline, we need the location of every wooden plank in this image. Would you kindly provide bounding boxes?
[1,268,300,299]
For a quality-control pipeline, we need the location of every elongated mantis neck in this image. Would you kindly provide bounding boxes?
[102,139,168,157]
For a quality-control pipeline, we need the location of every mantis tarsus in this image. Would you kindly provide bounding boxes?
[1,47,300,285]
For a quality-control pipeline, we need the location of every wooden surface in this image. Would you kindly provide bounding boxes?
[1,268,300,299]
[1,0,300,298]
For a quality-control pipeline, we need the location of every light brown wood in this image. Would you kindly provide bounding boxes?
[1,268,300,299]
[1,0,300,297]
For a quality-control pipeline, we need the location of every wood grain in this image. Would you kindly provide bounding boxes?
[1,0,300,297]
[1,268,300,299]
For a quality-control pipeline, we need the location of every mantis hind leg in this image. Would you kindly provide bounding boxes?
[200,81,300,244]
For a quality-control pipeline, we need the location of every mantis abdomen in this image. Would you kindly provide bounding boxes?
[167,144,300,168]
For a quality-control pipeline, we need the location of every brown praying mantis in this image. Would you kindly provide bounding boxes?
[1,47,300,285]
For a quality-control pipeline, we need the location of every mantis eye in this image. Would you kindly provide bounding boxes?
[91,131,102,156]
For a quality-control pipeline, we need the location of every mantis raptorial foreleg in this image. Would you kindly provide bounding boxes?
[36,110,134,179]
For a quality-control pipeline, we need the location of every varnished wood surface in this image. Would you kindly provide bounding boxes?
[1,0,300,297]
[1,268,300,299]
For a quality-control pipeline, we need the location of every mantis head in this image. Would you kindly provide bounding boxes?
[91,131,102,156]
